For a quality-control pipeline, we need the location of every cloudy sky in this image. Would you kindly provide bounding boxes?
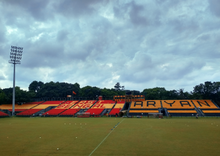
[0,0,220,92]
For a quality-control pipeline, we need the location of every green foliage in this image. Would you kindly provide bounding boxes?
[114,82,124,91]
[0,88,7,104]
[101,88,125,99]
[28,81,44,93]
[142,87,168,100]
[2,88,13,104]
[80,86,100,99]
[1,81,220,104]
[192,81,220,100]
[0,87,31,104]
[35,81,80,99]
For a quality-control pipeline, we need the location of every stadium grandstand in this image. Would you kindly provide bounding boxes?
[43,100,78,116]
[85,100,116,117]
[191,100,220,116]
[128,100,161,116]
[16,101,64,117]
[60,100,95,117]
[1,94,220,117]
[109,101,125,116]
[0,110,9,117]
[0,101,43,116]
[161,100,197,116]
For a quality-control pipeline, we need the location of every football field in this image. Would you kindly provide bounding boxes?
[0,117,220,156]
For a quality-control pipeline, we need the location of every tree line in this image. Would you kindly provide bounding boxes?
[0,81,220,104]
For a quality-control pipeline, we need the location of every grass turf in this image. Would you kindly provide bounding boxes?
[0,117,220,156]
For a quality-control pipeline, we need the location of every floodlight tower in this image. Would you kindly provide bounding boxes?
[9,46,23,116]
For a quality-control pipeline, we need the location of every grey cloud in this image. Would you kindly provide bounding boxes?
[168,61,205,80]
[128,1,147,26]
[0,73,6,80]
[209,0,220,17]
[65,21,112,61]
[22,40,64,69]
[159,0,183,7]
[127,52,153,70]
[113,1,149,26]
[1,0,52,22]
[0,0,219,92]
[16,68,37,84]
[54,0,103,17]
[119,52,155,83]
[51,59,115,88]
[113,1,130,20]
[149,60,200,84]
[120,53,206,85]
[168,18,199,35]
[197,34,211,41]
[57,29,69,42]
[0,18,6,43]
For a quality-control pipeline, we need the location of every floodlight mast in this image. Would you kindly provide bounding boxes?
[8,46,23,116]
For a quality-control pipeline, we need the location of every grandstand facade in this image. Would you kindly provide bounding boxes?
[1,98,220,117]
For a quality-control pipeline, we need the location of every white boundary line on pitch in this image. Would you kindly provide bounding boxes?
[89,118,125,156]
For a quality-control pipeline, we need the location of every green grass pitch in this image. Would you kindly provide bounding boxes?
[0,117,220,156]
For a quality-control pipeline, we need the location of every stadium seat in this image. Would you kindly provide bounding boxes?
[91,100,115,109]
[71,100,96,109]
[16,101,64,116]
[161,100,195,109]
[85,108,104,116]
[16,109,42,116]
[0,111,9,117]
[130,100,161,109]
[43,101,78,116]
[109,108,122,116]
[0,101,43,113]
[129,100,161,116]
[191,100,218,109]
[59,109,80,116]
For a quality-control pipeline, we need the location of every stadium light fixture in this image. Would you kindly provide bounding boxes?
[8,46,23,116]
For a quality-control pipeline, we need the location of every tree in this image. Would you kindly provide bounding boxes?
[2,88,13,104]
[29,81,44,93]
[177,89,191,99]
[100,88,120,99]
[0,88,6,104]
[1,87,32,104]
[80,86,100,99]
[142,87,168,100]
[192,81,220,100]
[114,82,123,91]
[15,87,33,103]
